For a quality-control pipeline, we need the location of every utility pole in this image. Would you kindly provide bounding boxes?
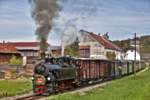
[134,33,137,78]
[134,33,136,62]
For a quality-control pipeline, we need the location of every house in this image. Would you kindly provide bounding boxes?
[124,49,141,61]
[10,42,40,64]
[125,38,141,61]
[10,42,61,64]
[0,42,21,64]
[78,30,123,60]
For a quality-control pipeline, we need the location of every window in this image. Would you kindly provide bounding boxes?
[79,49,90,58]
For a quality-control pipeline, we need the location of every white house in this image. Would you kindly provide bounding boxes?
[79,30,123,60]
[125,50,141,61]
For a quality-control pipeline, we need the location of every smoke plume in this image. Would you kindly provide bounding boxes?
[29,0,59,54]
[61,23,78,56]
[29,0,99,57]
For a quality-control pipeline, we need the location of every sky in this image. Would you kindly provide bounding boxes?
[0,0,150,45]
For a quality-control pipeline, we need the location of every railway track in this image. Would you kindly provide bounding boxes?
[13,80,106,100]
[14,95,43,100]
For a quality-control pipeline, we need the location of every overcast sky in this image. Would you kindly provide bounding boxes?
[0,0,150,45]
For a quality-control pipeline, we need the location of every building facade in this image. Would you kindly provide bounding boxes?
[0,43,21,64]
[10,42,40,64]
[78,30,123,60]
[124,50,141,61]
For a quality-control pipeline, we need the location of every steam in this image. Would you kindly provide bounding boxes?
[61,23,78,56]
[29,0,59,54]
[61,23,94,56]
[59,0,99,56]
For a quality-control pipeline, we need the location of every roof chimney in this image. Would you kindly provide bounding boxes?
[3,40,5,44]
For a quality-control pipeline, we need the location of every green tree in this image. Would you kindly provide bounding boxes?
[9,56,22,65]
[140,35,150,53]
[113,35,150,53]
[65,38,79,57]
[103,32,109,40]
[113,39,131,51]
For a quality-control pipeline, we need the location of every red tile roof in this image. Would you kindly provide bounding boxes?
[89,33,122,51]
[10,42,40,47]
[0,43,19,54]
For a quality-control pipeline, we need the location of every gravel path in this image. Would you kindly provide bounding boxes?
[70,82,109,95]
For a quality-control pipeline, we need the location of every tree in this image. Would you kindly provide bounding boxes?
[65,37,79,57]
[113,35,150,53]
[103,32,109,40]
[9,55,22,65]
[113,39,131,51]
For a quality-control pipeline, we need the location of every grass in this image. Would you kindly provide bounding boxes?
[0,78,32,98]
[48,69,150,100]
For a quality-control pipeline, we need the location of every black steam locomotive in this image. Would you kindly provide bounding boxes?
[32,57,145,95]
[32,57,77,95]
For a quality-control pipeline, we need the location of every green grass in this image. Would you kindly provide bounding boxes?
[0,79,32,98]
[49,69,150,100]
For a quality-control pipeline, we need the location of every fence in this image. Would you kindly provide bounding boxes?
[0,64,24,79]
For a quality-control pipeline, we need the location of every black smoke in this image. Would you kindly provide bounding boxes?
[29,0,59,54]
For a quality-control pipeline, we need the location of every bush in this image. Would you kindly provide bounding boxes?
[9,56,22,65]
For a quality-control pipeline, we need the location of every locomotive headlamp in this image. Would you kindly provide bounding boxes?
[47,77,51,81]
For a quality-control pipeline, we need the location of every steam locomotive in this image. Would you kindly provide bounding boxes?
[32,57,145,95]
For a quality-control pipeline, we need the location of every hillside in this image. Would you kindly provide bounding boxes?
[140,35,150,53]
[113,35,150,53]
